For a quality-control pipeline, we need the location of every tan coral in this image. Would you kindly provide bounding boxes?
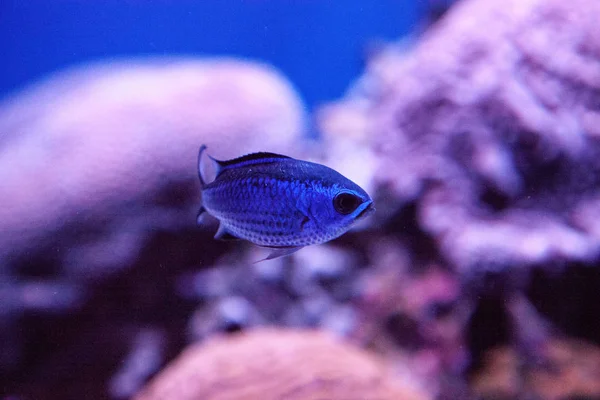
[135,328,430,400]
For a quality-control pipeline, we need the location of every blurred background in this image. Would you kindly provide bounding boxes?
[2,0,600,399]
[0,0,428,110]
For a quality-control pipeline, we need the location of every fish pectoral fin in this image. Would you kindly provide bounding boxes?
[214,224,240,241]
[254,246,303,263]
[196,206,208,226]
[300,215,310,231]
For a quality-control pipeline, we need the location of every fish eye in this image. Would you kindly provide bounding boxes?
[333,192,362,215]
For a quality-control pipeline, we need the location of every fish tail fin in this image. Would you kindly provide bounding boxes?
[198,144,208,188]
[207,154,224,177]
[198,144,226,186]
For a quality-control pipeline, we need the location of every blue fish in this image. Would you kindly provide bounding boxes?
[196,145,374,260]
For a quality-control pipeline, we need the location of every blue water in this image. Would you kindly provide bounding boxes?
[0,0,422,109]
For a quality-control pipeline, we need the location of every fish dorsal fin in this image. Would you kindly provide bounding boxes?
[212,151,292,176]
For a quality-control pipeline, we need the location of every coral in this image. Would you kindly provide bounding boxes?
[4,0,600,398]
[355,239,467,395]
[0,58,305,276]
[317,0,600,395]
[180,245,365,343]
[472,339,600,399]
[108,329,165,400]
[319,0,600,275]
[0,58,305,390]
[134,328,430,400]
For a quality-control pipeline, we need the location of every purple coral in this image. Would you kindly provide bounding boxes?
[321,0,600,275]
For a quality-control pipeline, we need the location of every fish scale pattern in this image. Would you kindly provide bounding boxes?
[204,175,328,246]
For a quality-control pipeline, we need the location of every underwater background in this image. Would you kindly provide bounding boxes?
[0,1,426,110]
[2,0,600,399]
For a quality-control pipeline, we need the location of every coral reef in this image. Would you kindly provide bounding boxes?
[472,338,600,399]
[320,0,600,275]
[0,58,305,393]
[3,0,600,398]
[0,58,305,275]
[135,328,429,400]
[180,245,365,341]
[316,0,600,395]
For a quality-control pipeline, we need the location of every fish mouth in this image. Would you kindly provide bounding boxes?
[356,201,375,219]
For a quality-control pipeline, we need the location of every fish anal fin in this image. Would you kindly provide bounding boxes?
[214,224,240,241]
[254,246,303,263]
